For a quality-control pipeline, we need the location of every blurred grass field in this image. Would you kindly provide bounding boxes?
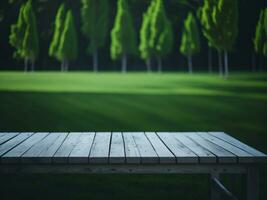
[0,71,266,200]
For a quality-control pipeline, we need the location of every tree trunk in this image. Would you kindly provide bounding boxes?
[208,47,212,73]
[146,58,151,72]
[224,50,229,78]
[93,51,98,72]
[218,51,223,77]
[65,60,69,71]
[31,59,35,72]
[187,54,193,74]
[156,56,162,73]
[61,59,65,72]
[24,58,28,72]
[122,53,127,73]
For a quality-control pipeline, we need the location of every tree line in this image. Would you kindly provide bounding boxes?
[8,0,267,77]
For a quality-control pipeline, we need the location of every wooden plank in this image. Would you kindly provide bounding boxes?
[37,132,68,163]
[173,133,216,163]
[69,132,95,164]
[0,133,7,138]
[145,132,175,163]
[89,132,111,164]
[130,132,158,163]
[21,133,65,163]
[0,132,20,145]
[1,132,49,163]
[0,132,34,157]
[123,132,141,164]
[186,132,237,163]
[53,132,83,164]
[157,132,198,163]
[109,132,125,164]
[209,132,267,160]
[198,132,254,163]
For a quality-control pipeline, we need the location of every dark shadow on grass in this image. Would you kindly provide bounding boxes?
[0,91,266,152]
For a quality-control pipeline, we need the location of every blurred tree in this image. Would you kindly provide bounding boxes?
[198,0,215,74]
[49,3,66,71]
[139,0,156,72]
[213,0,238,78]
[58,10,78,71]
[149,0,173,72]
[9,3,26,68]
[253,8,267,71]
[180,12,200,74]
[9,0,39,71]
[81,0,109,72]
[111,0,137,73]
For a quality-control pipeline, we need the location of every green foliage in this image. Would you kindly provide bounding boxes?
[49,4,66,60]
[253,8,267,57]
[139,0,156,61]
[81,0,109,54]
[22,0,39,61]
[213,0,239,51]
[180,12,200,56]
[198,0,218,49]
[149,0,173,58]
[9,0,39,61]
[58,10,78,61]
[198,0,238,52]
[110,0,137,60]
[9,3,26,59]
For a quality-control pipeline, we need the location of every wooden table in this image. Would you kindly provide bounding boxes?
[0,132,266,200]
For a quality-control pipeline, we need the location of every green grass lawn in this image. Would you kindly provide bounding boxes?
[0,71,266,200]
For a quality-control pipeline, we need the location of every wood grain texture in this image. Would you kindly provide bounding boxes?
[109,132,125,164]
[157,132,198,163]
[0,133,20,145]
[0,132,34,157]
[1,132,49,164]
[145,132,175,163]
[173,133,216,163]
[89,132,111,164]
[123,132,141,164]
[186,133,237,163]
[53,132,82,164]
[69,132,95,164]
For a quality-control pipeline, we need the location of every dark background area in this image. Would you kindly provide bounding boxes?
[0,0,266,72]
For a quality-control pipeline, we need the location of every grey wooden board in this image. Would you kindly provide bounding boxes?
[130,132,158,163]
[209,132,267,161]
[53,132,83,163]
[0,132,34,157]
[109,132,125,164]
[1,132,49,163]
[173,133,216,163]
[89,132,111,164]
[37,133,68,163]
[198,132,254,163]
[186,133,237,163]
[123,132,141,164]
[145,132,175,163]
[21,133,65,163]
[0,132,20,145]
[69,132,95,164]
[157,132,198,163]
[0,133,7,139]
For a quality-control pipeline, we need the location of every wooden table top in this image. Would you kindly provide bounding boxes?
[0,132,266,164]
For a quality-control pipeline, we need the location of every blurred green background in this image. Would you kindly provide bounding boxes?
[0,72,266,200]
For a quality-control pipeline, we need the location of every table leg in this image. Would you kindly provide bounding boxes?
[211,171,220,200]
[247,166,259,200]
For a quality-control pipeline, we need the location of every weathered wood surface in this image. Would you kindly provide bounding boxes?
[0,132,266,164]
